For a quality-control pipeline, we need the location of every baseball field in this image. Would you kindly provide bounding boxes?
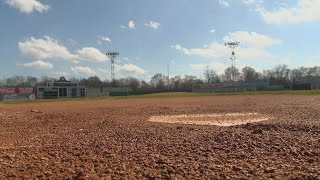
[0,93,319,179]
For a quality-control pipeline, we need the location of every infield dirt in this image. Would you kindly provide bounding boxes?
[0,94,319,179]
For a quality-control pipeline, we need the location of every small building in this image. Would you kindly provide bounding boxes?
[37,77,86,99]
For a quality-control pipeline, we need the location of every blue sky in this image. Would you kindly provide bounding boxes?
[0,0,320,80]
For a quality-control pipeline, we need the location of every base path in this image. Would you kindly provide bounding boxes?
[0,94,319,179]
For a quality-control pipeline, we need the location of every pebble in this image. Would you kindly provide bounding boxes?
[30,110,42,113]
[264,168,275,174]
[0,96,318,179]
[252,129,263,134]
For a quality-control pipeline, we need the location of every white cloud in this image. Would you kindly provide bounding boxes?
[274,1,288,8]
[190,43,273,59]
[22,60,53,69]
[223,31,282,48]
[101,37,111,43]
[121,21,136,30]
[18,36,77,61]
[77,47,108,62]
[18,36,108,63]
[72,60,80,64]
[171,44,191,55]
[97,68,108,74]
[116,64,146,74]
[144,21,161,30]
[189,42,229,58]
[210,28,216,33]
[242,0,263,6]
[218,0,230,7]
[236,47,273,59]
[189,64,209,71]
[5,0,49,13]
[172,31,282,60]
[71,66,97,75]
[97,36,111,45]
[66,38,79,47]
[128,20,136,29]
[242,0,264,12]
[303,55,320,67]
[254,0,320,24]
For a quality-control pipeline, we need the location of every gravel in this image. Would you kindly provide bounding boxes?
[0,94,319,179]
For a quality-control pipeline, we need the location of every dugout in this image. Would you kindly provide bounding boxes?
[293,76,320,90]
[292,83,311,90]
[37,77,86,99]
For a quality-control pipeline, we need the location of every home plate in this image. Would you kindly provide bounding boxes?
[148,113,271,126]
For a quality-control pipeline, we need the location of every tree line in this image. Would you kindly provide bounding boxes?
[1,65,320,91]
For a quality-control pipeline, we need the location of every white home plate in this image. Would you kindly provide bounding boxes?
[149,113,270,126]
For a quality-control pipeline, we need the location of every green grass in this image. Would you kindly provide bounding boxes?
[1,90,320,104]
[0,97,88,104]
[115,90,320,98]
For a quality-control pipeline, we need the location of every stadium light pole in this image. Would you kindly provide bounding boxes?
[167,63,170,90]
[106,51,119,82]
[225,42,240,82]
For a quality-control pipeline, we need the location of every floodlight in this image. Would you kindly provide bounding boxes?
[106,51,120,81]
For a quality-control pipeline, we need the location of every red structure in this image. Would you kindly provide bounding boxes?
[0,87,36,100]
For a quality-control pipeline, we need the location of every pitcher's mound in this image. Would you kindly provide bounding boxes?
[149,113,270,126]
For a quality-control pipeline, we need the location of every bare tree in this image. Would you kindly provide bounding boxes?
[5,77,16,87]
[181,75,203,90]
[307,66,320,76]
[274,65,290,81]
[262,70,273,80]
[150,73,166,89]
[140,80,150,89]
[290,68,303,81]
[80,76,103,87]
[68,77,80,83]
[126,77,140,90]
[26,76,38,86]
[170,75,182,90]
[223,66,240,81]
[38,76,55,86]
[242,66,258,81]
[204,66,220,83]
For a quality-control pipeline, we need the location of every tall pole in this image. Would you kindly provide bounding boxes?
[167,63,170,90]
[225,42,240,82]
[106,51,119,82]
[111,58,115,81]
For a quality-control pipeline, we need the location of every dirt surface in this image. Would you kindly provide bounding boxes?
[0,94,319,179]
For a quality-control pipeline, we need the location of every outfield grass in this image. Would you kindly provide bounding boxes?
[1,90,320,104]
[115,90,320,98]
